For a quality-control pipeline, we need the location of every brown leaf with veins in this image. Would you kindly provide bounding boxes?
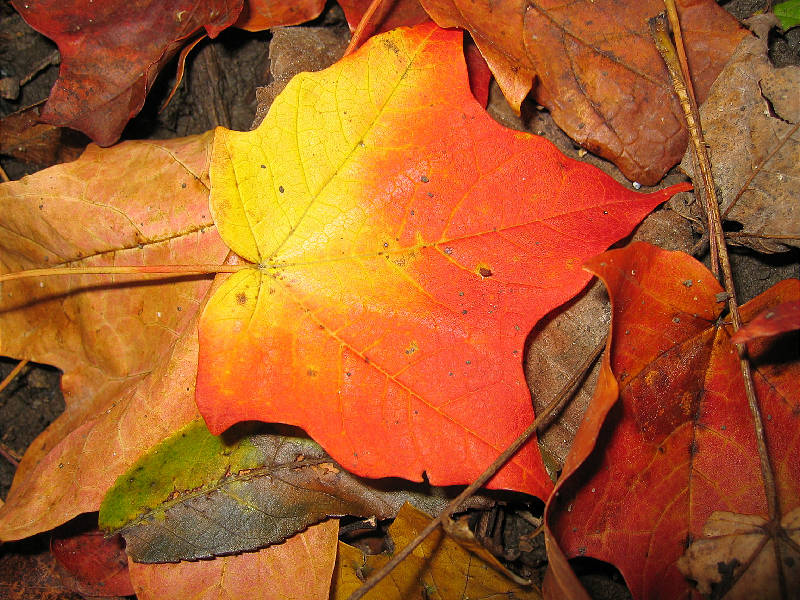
[680,14,800,253]
[128,520,339,600]
[419,0,745,184]
[0,132,230,540]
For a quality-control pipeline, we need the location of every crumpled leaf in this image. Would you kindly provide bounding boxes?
[332,503,542,599]
[197,22,690,498]
[0,132,230,540]
[680,14,800,253]
[129,520,339,600]
[545,242,800,599]
[419,0,745,185]
[101,419,484,562]
[12,0,244,146]
[676,508,800,599]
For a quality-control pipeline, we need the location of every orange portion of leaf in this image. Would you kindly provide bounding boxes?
[730,300,800,345]
[546,242,799,599]
[235,0,325,32]
[0,133,230,540]
[197,23,690,497]
[419,0,745,184]
[128,520,339,600]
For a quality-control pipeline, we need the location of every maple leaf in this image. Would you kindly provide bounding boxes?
[128,520,339,600]
[0,132,229,540]
[418,0,745,185]
[544,242,799,599]
[196,22,690,498]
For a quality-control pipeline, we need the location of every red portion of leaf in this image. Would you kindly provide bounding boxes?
[546,242,800,599]
[12,0,244,145]
[51,530,134,597]
[730,300,800,345]
[197,24,691,498]
[234,0,325,31]
[465,36,491,108]
[339,0,430,35]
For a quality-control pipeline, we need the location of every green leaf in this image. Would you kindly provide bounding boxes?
[775,0,800,29]
[100,420,484,562]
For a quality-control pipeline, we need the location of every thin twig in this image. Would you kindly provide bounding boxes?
[343,0,387,57]
[0,441,21,467]
[347,335,607,600]
[652,9,784,597]
[0,163,9,183]
[0,359,29,396]
[19,50,60,87]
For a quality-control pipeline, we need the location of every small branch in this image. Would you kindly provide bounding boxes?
[0,264,248,284]
[652,8,784,596]
[0,359,29,396]
[347,335,607,600]
[0,163,9,183]
[0,441,21,467]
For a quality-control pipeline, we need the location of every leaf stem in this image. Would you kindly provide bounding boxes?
[347,335,607,600]
[343,0,387,57]
[0,359,29,396]
[0,264,249,284]
[651,9,784,596]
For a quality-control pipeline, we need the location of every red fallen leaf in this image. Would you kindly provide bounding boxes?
[419,0,746,185]
[730,300,800,345]
[197,23,691,498]
[13,0,244,146]
[128,520,339,600]
[545,242,800,599]
[51,529,134,597]
[234,0,325,32]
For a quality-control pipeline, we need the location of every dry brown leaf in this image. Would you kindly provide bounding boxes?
[680,14,800,253]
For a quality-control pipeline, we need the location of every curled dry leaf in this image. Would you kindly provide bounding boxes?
[128,520,339,600]
[730,300,800,345]
[419,0,745,185]
[0,132,230,540]
[332,503,542,599]
[676,508,800,598]
[680,14,800,253]
[197,22,690,498]
[100,419,485,562]
[545,242,799,599]
[12,0,244,146]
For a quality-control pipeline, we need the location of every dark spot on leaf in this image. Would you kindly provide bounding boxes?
[427,192,434,197]
[236,292,247,305]
[479,267,493,277]
[279,185,285,193]
[307,369,317,377]
[689,440,699,456]
[261,164,266,169]
[181,182,186,189]
[420,175,429,183]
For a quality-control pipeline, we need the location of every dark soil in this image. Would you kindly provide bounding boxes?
[1,1,798,599]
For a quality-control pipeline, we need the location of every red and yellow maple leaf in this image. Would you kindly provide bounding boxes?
[544,242,799,599]
[196,22,690,498]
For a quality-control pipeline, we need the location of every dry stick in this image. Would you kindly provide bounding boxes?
[347,335,607,600]
[0,163,9,183]
[652,11,785,598]
[343,0,387,57]
[0,264,248,284]
[0,441,21,467]
[0,359,29,396]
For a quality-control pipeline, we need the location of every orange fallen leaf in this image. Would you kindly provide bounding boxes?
[196,22,690,498]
